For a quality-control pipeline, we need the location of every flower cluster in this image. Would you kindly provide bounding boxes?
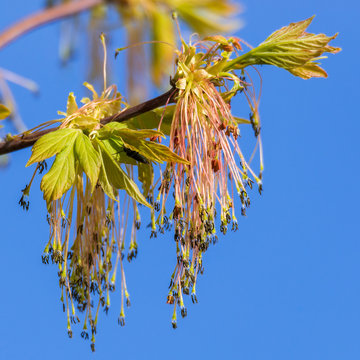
[153,36,263,326]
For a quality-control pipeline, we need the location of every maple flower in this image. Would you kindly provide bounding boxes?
[156,16,340,324]
[155,35,261,321]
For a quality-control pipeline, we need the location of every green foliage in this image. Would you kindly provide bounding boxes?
[138,162,154,197]
[74,132,101,191]
[26,128,80,167]
[96,139,150,206]
[126,105,175,135]
[40,142,76,204]
[224,16,341,78]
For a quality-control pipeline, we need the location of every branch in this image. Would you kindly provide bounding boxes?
[0,0,102,50]
[0,88,177,156]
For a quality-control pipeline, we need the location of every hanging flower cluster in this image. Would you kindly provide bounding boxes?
[153,36,261,327]
[152,15,340,326]
[18,17,339,350]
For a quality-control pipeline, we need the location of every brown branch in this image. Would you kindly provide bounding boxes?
[0,88,177,156]
[0,0,102,50]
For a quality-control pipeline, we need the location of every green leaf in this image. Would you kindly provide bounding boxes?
[113,128,164,140]
[287,61,328,79]
[0,104,10,120]
[115,133,189,165]
[144,142,190,164]
[224,16,340,79]
[98,150,117,200]
[125,106,175,135]
[102,138,137,165]
[26,128,80,167]
[74,133,101,191]
[122,139,161,163]
[40,144,76,203]
[138,162,154,197]
[99,121,187,166]
[98,141,151,207]
[99,122,164,140]
[152,106,174,135]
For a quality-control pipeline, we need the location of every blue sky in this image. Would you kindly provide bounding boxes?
[1,1,359,359]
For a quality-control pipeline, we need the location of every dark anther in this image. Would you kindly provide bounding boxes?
[135,220,141,230]
[154,200,161,212]
[38,160,47,174]
[181,306,187,318]
[41,254,49,264]
[231,220,239,231]
[118,316,125,327]
[18,191,29,211]
[191,293,198,304]
[81,331,89,340]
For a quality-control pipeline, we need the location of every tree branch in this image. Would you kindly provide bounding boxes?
[0,0,102,50]
[0,88,177,156]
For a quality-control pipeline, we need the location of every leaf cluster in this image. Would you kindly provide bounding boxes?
[26,88,187,209]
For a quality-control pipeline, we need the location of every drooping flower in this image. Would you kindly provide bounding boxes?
[153,35,262,321]
[155,16,339,324]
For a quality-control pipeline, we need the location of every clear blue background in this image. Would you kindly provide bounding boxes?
[1,1,359,359]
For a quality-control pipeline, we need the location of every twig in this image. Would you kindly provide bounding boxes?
[0,88,177,155]
[0,0,102,50]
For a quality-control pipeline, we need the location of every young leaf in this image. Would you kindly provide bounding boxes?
[102,138,137,165]
[40,144,76,203]
[74,133,101,191]
[126,109,162,130]
[98,151,117,200]
[98,141,151,207]
[113,128,164,140]
[0,104,11,120]
[126,105,175,135]
[122,139,161,163]
[144,141,190,164]
[101,124,188,165]
[138,162,154,197]
[224,16,340,79]
[26,128,80,167]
